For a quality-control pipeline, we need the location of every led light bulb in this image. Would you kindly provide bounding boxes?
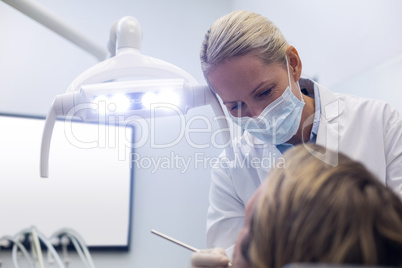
[158,91,180,107]
[109,94,130,112]
[141,92,157,109]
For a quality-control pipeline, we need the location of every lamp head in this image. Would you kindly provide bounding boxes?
[40,16,229,178]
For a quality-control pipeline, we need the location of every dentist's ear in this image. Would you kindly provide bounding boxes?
[286,46,302,82]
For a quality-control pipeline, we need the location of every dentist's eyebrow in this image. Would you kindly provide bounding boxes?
[249,82,265,96]
[222,82,266,105]
[223,100,239,105]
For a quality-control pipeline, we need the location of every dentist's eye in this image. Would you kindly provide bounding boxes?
[230,102,243,111]
[230,104,239,111]
[258,89,272,98]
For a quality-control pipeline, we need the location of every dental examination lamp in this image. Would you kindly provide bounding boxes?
[40,16,230,178]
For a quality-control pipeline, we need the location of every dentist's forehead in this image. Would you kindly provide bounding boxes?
[208,55,286,97]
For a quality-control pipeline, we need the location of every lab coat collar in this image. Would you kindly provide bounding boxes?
[299,78,345,122]
[312,81,345,122]
[312,80,345,154]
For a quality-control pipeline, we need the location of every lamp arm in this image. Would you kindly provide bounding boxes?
[40,104,58,178]
[2,0,108,61]
[204,88,234,159]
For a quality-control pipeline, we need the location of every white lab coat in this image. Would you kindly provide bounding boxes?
[206,78,402,257]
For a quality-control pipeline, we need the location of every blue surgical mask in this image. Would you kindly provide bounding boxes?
[230,58,305,145]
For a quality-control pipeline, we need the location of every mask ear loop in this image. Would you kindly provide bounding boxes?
[285,55,304,103]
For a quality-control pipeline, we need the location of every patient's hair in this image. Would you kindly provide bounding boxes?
[249,144,402,268]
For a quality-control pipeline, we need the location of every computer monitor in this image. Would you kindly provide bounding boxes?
[0,113,134,250]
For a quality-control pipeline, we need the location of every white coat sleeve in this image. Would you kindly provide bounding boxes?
[383,104,402,197]
[206,161,245,256]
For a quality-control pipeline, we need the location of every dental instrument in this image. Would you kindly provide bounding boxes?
[1,236,35,268]
[2,227,95,268]
[151,229,232,267]
[30,227,45,268]
[151,229,200,253]
[51,228,95,268]
[13,227,66,268]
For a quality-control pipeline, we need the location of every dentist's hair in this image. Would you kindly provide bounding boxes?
[200,10,289,80]
[249,144,402,268]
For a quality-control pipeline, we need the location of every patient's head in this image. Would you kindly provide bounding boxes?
[237,144,402,268]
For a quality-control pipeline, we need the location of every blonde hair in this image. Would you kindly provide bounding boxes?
[249,144,402,268]
[200,10,289,80]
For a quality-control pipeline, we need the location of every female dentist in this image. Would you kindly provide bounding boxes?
[199,10,402,260]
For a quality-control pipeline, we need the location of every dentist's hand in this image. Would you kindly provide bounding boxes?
[190,248,231,268]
